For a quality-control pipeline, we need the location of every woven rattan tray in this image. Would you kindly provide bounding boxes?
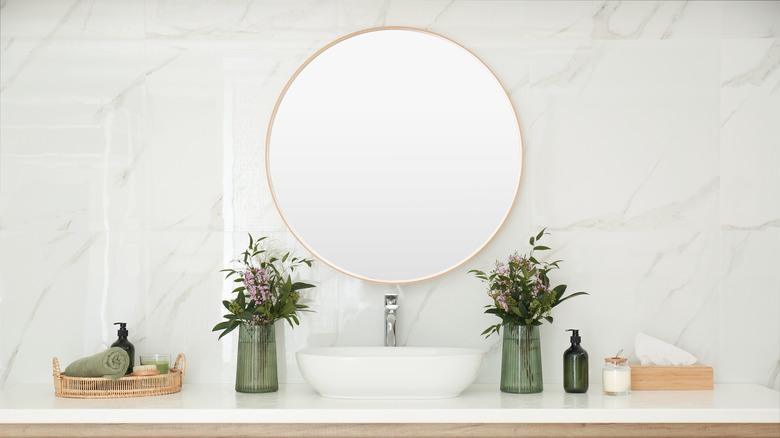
[53,353,185,398]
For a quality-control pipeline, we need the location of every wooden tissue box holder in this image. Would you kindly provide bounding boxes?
[630,363,713,390]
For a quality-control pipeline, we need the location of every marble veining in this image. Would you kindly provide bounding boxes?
[94,53,183,122]
[0,233,98,387]
[0,0,778,391]
[532,43,605,90]
[591,1,661,40]
[721,220,780,232]
[551,178,718,232]
[0,0,80,93]
[424,0,455,31]
[722,40,780,88]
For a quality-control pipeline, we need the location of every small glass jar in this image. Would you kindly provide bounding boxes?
[602,357,630,396]
[139,354,170,375]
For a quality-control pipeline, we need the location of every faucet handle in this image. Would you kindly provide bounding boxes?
[385,293,398,308]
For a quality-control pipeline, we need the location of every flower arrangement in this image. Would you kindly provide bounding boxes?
[469,229,587,337]
[212,234,315,340]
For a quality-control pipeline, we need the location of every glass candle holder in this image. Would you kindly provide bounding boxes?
[602,356,630,396]
[139,354,170,374]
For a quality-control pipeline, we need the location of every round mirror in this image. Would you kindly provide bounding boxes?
[267,27,522,284]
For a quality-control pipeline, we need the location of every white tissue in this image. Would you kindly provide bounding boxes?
[635,333,697,366]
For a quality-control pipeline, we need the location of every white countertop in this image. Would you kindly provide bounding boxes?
[1,383,778,424]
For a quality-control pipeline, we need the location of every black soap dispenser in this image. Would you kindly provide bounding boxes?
[111,322,135,374]
[563,329,588,393]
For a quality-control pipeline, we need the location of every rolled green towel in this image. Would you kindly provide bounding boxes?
[64,347,129,381]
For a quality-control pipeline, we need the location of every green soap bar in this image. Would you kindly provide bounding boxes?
[140,360,169,374]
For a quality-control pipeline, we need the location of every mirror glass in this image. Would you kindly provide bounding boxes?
[267,28,522,284]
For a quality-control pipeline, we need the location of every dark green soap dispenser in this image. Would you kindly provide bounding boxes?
[111,322,135,374]
[563,329,588,393]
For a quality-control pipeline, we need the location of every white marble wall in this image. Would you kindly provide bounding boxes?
[1,1,778,390]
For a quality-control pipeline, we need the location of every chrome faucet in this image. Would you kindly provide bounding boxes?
[384,293,398,347]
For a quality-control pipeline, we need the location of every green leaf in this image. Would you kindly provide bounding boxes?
[555,291,589,306]
[529,236,535,245]
[516,302,528,317]
[544,316,553,324]
[533,246,550,251]
[470,270,488,281]
[282,252,289,263]
[291,282,315,291]
[222,300,232,310]
[536,228,546,241]
[248,233,253,249]
[220,269,237,279]
[481,324,501,338]
[217,319,240,340]
[212,321,229,331]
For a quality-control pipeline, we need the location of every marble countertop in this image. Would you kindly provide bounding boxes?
[1,383,778,424]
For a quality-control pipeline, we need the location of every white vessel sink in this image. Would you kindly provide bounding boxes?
[296,347,484,399]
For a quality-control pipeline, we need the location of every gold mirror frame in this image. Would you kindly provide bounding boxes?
[266,27,524,284]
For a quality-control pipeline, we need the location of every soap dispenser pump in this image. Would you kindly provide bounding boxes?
[563,329,588,393]
[111,322,134,374]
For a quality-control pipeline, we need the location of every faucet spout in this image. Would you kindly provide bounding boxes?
[385,293,398,347]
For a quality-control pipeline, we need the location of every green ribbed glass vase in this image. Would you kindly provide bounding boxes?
[235,323,278,393]
[500,324,543,393]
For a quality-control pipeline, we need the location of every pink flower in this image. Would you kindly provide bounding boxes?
[244,267,271,306]
[249,314,268,326]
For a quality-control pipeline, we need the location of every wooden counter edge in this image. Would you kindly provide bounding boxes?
[1,422,778,438]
